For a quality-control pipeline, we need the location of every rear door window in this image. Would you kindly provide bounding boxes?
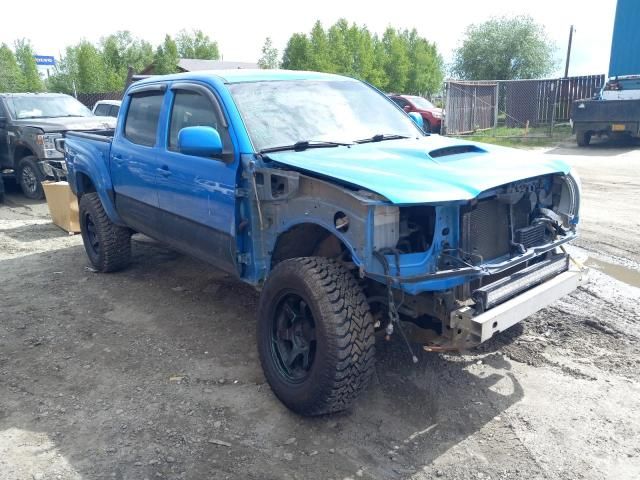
[124,93,164,147]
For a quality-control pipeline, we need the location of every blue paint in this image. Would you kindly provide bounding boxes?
[609,0,640,77]
[65,69,578,297]
[178,126,223,157]
[265,138,570,205]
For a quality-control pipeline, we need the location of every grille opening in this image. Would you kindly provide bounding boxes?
[460,196,533,264]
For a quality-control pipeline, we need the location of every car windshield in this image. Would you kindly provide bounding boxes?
[407,96,436,110]
[228,79,421,152]
[8,95,92,119]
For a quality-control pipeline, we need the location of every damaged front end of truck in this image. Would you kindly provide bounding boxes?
[237,141,587,354]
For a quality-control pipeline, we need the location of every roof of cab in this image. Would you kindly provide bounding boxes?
[132,69,354,86]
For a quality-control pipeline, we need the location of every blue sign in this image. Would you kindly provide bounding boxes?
[34,55,55,66]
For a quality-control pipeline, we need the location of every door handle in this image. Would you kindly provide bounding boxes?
[112,154,124,164]
[158,165,171,177]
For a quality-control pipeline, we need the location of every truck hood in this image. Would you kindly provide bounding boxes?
[266,136,570,204]
[11,116,116,133]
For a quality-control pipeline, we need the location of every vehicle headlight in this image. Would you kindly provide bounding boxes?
[557,171,581,226]
[36,133,63,158]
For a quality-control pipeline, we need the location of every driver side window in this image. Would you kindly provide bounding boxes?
[168,90,230,153]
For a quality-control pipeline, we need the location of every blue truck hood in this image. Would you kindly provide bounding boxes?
[266,136,570,204]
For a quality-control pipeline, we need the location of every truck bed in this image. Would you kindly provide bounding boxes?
[66,129,115,142]
[64,130,115,198]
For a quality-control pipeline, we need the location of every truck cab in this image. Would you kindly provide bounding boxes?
[63,70,586,416]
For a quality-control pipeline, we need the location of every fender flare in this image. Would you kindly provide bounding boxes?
[72,164,125,225]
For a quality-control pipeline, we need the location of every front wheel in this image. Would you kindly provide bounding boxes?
[18,156,44,199]
[257,257,376,416]
[79,193,131,272]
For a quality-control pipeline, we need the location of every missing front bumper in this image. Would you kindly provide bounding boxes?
[423,260,587,352]
[468,266,586,344]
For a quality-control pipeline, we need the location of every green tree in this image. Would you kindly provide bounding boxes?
[176,30,219,59]
[403,29,444,96]
[281,33,311,70]
[380,27,409,93]
[46,45,79,94]
[154,35,179,74]
[101,31,154,90]
[0,43,25,91]
[279,20,444,96]
[258,37,279,69]
[76,41,107,93]
[14,39,44,92]
[452,15,556,80]
[308,21,332,72]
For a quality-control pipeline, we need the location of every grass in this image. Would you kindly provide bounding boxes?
[453,124,572,149]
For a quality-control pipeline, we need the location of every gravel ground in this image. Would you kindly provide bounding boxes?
[1,138,639,480]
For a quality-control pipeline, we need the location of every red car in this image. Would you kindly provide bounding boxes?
[389,94,443,133]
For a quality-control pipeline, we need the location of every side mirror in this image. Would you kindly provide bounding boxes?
[178,126,223,158]
[0,117,7,129]
[408,111,424,130]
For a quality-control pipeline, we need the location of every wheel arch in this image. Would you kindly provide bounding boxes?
[270,221,361,269]
[13,144,36,164]
[75,171,97,197]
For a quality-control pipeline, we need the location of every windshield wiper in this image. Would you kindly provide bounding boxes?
[260,140,353,154]
[355,133,411,144]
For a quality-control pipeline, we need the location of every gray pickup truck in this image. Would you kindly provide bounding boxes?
[0,93,116,199]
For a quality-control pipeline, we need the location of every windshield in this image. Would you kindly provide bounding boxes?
[8,96,93,119]
[406,96,436,110]
[228,79,422,152]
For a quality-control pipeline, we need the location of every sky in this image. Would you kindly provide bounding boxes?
[0,0,619,78]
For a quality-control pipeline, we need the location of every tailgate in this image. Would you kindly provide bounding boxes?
[572,98,640,123]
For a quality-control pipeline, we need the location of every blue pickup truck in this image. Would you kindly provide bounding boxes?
[63,70,586,416]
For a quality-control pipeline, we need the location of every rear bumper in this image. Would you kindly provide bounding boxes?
[469,266,587,344]
[573,121,640,136]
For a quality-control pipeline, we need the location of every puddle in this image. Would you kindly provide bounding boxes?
[585,257,640,288]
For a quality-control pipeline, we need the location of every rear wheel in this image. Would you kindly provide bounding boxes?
[18,156,44,199]
[576,130,591,147]
[79,193,131,272]
[257,257,375,416]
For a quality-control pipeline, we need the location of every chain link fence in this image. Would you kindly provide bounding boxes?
[443,75,605,139]
[75,91,124,110]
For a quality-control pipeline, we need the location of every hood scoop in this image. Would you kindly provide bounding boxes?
[429,145,486,158]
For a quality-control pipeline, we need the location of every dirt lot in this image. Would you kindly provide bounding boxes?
[1,138,639,480]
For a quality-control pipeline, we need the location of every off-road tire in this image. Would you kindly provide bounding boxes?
[257,257,376,416]
[79,193,131,272]
[576,130,591,147]
[18,156,45,199]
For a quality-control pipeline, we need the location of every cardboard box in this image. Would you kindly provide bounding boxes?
[42,181,80,233]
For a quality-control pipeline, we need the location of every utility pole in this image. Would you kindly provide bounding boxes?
[564,25,574,78]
